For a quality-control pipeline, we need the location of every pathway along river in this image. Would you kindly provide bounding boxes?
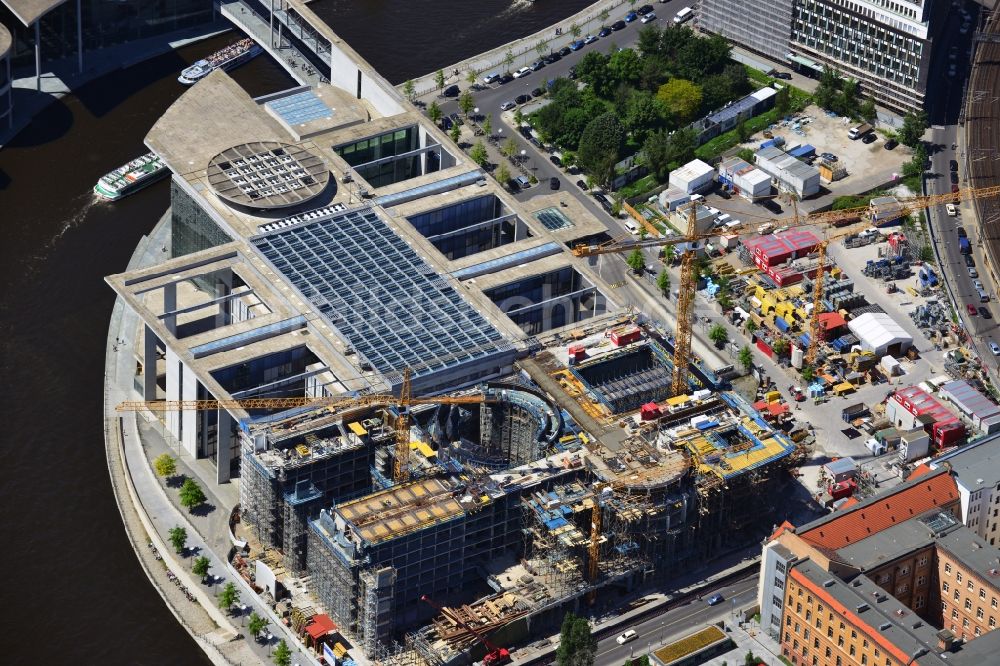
[0,1,592,663]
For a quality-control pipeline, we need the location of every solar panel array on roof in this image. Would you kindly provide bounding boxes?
[251,208,512,382]
[266,89,334,126]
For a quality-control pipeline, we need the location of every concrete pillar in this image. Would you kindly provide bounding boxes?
[143,325,159,401]
[215,268,233,329]
[76,0,83,73]
[163,282,177,335]
[165,346,181,442]
[34,21,41,92]
[217,410,235,484]
[269,0,274,48]
[181,363,199,458]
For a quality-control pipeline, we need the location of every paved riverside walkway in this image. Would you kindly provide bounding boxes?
[404,0,633,96]
[103,213,320,666]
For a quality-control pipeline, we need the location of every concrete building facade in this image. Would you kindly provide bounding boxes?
[696,0,794,63]
[931,436,1000,547]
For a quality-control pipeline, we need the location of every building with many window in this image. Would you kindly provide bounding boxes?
[759,465,1000,666]
[697,0,946,114]
[931,434,1000,547]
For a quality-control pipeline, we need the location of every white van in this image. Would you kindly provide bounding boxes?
[673,7,694,23]
[946,203,958,217]
[623,219,640,235]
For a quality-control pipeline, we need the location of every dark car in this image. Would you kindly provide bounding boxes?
[950,159,960,172]
[550,177,561,190]
[884,139,898,150]
[965,254,976,268]
[441,116,453,130]
[568,66,578,79]
[951,171,960,185]
[518,125,533,138]
[515,93,532,105]
[637,4,654,15]
[593,192,613,212]
[598,26,613,37]
[707,593,725,606]
[570,40,585,51]
[550,155,562,167]
[773,71,792,80]
[862,133,877,144]
[558,46,572,57]
[448,112,463,126]
[958,227,968,238]
[531,87,544,97]
[952,184,961,193]
[981,306,993,319]
[443,84,460,97]
[576,179,588,189]
[625,11,638,22]
[498,73,514,84]
[611,20,627,31]
[543,53,561,64]
[762,199,783,214]
[531,59,545,71]
[717,188,731,200]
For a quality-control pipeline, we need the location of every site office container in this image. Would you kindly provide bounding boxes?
[933,421,967,449]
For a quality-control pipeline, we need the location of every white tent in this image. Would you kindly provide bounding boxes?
[848,313,913,357]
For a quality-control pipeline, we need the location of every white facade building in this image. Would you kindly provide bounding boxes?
[669,159,715,194]
[754,146,820,198]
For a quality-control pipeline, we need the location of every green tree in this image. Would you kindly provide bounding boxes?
[556,612,597,666]
[449,122,462,144]
[738,345,753,374]
[179,478,207,513]
[801,366,815,382]
[466,69,476,86]
[576,52,613,98]
[513,108,525,126]
[903,143,928,178]
[502,137,518,159]
[153,453,177,478]
[168,526,187,554]
[773,338,790,357]
[536,41,547,59]
[600,8,610,22]
[571,22,581,39]
[218,581,239,613]
[841,78,859,115]
[434,69,445,92]
[626,249,646,274]
[736,120,751,142]
[402,79,415,101]
[737,147,756,164]
[248,612,268,639]
[624,90,663,142]
[657,270,671,295]
[744,651,758,666]
[709,323,729,348]
[643,127,697,181]
[504,49,515,72]
[656,79,703,123]
[814,65,842,112]
[578,112,625,188]
[428,100,443,125]
[859,98,877,124]
[774,86,791,115]
[662,243,677,265]
[469,141,488,166]
[746,319,758,334]
[193,555,211,580]
[483,113,493,137]
[609,48,643,87]
[899,110,928,148]
[458,90,475,117]
[495,163,512,188]
[273,639,292,666]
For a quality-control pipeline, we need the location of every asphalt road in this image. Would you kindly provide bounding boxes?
[591,574,758,666]
[924,3,1000,372]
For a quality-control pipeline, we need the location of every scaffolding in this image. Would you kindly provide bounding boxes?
[360,566,396,656]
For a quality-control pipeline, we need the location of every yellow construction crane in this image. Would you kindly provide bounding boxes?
[573,185,1000,390]
[116,369,490,483]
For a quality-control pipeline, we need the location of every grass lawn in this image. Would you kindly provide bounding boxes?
[653,626,727,664]
[618,173,658,200]
[696,87,812,163]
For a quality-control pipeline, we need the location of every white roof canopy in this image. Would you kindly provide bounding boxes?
[848,312,912,351]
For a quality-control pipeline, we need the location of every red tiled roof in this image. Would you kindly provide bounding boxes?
[305,614,337,640]
[797,469,958,549]
[770,520,795,541]
[819,312,847,330]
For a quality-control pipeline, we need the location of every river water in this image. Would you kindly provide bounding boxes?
[0,1,592,663]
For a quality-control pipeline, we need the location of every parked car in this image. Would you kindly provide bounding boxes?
[576,179,588,189]
[531,59,545,71]
[531,87,544,97]
[641,12,657,23]
[584,34,599,44]
[441,116,453,130]
[958,226,968,238]
[637,4,655,15]
[951,159,959,172]
[762,199,783,214]
[717,188,731,199]
[498,73,514,84]
[821,152,838,162]
[862,133,877,144]
[482,72,500,84]
[974,280,984,292]
[991,341,1000,355]
[982,307,993,320]
[593,192,613,212]
[707,593,725,606]
[448,112,463,126]
[513,66,532,79]
[624,11,638,22]
[965,254,975,268]
[951,171,960,184]
[550,155,562,167]
[969,266,979,278]
[774,71,792,80]
[515,175,531,190]
[968,303,979,316]
[550,177,560,190]
[543,53,560,64]
[500,101,517,111]
[952,184,961,193]
[884,139,898,150]
[558,46,572,56]
[515,94,531,105]
[570,40,585,51]
[611,20,627,31]
[442,84,459,97]
[598,26,613,37]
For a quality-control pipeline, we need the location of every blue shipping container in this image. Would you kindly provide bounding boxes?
[788,144,816,158]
